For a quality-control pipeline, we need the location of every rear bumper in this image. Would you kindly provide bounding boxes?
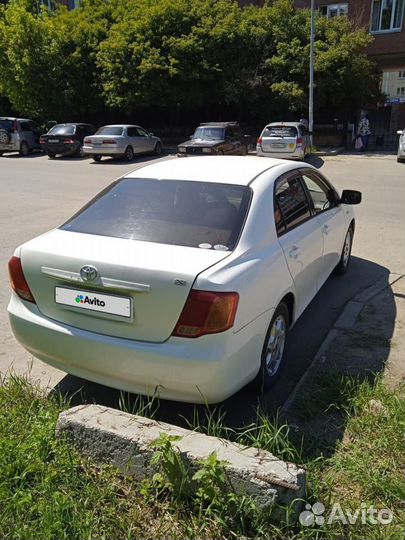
[8,293,266,403]
[44,142,80,155]
[83,145,124,156]
[256,146,305,160]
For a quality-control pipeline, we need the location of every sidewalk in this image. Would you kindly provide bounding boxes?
[282,274,404,450]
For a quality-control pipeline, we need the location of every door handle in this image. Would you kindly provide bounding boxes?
[289,245,300,259]
[322,224,329,235]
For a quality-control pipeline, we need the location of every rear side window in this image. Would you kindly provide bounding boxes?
[61,179,252,251]
[264,126,298,137]
[275,176,311,232]
[48,125,75,135]
[96,126,124,136]
[0,120,13,130]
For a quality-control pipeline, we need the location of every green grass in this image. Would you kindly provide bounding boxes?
[0,374,403,539]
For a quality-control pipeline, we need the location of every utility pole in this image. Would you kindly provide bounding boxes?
[309,0,315,147]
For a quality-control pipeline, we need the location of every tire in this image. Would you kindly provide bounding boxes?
[0,129,10,144]
[335,225,353,275]
[0,151,3,157]
[47,152,56,159]
[19,141,29,157]
[75,145,84,157]
[241,144,248,156]
[253,302,289,394]
[92,154,102,162]
[154,141,162,155]
[124,146,134,161]
[397,156,405,163]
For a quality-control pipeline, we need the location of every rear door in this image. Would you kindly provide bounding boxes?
[20,121,35,149]
[301,171,346,287]
[275,173,323,315]
[262,125,298,155]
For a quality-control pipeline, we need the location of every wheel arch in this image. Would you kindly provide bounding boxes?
[279,292,295,328]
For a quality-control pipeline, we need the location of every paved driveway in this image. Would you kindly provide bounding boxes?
[0,152,404,425]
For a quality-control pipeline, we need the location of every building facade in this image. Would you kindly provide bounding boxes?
[295,0,405,148]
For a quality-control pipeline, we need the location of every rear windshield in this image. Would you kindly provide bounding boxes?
[263,126,298,137]
[0,120,13,130]
[48,125,75,135]
[193,127,224,140]
[96,126,124,136]
[61,179,252,251]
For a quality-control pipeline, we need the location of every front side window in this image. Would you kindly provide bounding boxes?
[61,179,251,251]
[136,127,150,137]
[274,176,311,233]
[371,0,404,32]
[301,173,335,214]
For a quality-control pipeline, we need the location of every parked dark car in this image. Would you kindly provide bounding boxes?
[177,122,248,156]
[40,123,96,159]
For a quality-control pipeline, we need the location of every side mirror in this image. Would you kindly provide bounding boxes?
[340,189,362,205]
[149,132,154,137]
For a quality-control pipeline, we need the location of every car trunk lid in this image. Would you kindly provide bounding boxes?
[21,229,230,342]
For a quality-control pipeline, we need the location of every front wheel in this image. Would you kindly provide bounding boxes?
[47,152,56,159]
[335,226,353,275]
[253,302,289,394]
[19,141,29,157]
[154,141,162,155]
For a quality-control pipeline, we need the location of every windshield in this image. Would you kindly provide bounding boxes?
[96,126,124,136]
[61,179,252,251]
[48,125,75,135]
[193,127,225,140]
[264,126,298,137]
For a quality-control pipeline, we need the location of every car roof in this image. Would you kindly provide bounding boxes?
[199,122,238,127]
[0,117,32,122]
[99,124,139,128]
[266,122,302,127]
[125,156,313,186]
[53,123,92,126]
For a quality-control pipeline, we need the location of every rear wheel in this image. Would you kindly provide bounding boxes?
[253,302,289,394]
[47,152,56,159]
[124,146,134,161]
[0,151,3,157]
[335,226,353,275]
[154,141,162,155]
[92,154,102,162]
[19,141,29,157]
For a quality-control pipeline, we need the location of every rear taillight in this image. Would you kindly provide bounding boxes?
[102,139,117,144]
[63,139,75,144]
[39,137,46,144]
[257,136,263,146]
[172,291,239,338]
[84,138,92,144]
[296,137,303,146]
[8,256,36,303]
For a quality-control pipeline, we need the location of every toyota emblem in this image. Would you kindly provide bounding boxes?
[80,265,98,282]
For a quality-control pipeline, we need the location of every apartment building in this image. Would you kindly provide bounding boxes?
[295,0,405,148]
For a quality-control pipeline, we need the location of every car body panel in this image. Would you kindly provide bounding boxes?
[397,128,405,162]
[41,123,95,157]
[178,122,247,156]
[8,156,357,403]
[0,117,42,155]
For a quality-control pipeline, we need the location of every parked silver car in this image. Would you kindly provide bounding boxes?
[397,128,405,163]
[256,122,311,160]
[0,117,42,157]
[83,124,162,162]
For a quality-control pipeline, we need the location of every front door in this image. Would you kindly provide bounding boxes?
[275,174,324,316]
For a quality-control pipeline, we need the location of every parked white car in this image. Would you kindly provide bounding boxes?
[83,124,162,162]
[8,157,361,403]
[256,122,311,160]
[397,128,405,163]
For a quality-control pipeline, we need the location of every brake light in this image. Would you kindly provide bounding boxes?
[39,137,46,144]
[257,136,263,146]
[102,139,117,144]
[8,256,36,303]
[296,137,303,146]
[172,291,239,338]
[84,138,92,144]
[63,139,75,144]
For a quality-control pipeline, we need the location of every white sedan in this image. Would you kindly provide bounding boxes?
[8,157,361,403]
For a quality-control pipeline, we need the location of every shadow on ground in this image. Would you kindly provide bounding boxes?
[53,257,394,458]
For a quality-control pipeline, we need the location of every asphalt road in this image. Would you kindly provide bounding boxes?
[0,151,404,428]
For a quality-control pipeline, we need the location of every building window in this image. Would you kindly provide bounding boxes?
[320,3,349,17]
[399,70,405,79]
[371,0,405,32]
[397,87,405,95]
